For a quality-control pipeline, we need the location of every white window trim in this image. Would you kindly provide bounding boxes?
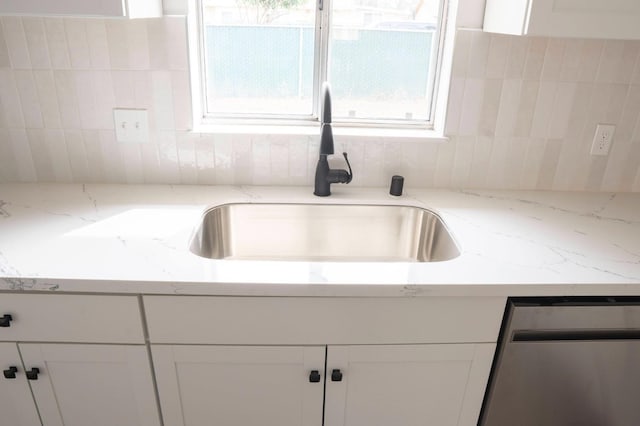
[186,0,458,142]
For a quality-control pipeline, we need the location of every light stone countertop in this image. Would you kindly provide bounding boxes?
[0,183,639,297]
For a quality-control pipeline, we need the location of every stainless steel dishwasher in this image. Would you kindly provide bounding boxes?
[480,297,640,426]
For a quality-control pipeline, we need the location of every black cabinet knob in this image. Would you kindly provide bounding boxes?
[26,368,40,380]
[309,370,321,383]
[0,314,13,327]
[331,369,343,382]
[3,366,18,379]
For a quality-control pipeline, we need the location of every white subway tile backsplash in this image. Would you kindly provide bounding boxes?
[578,40,604,82]
[504,36,528,79]
[530,81,557,138]
[8,128,36,181]
[14,70,43,128]
[105,20,130,70]
[111,70,136,107]
[0,21,639,192]
[494,79,521,137]
[195,135,216,184]
[171,71,191,130]
[26,129,55,181]
[537,139,563,189]
[165,17,188,71]
[121,143,144,183]
[458,78,484,135]
[156,130,181,183]
[140,143,162,183]
[53,70,82,129]
[74,71,99,129]
[451,136,474,187]
[213,134,234,185]
[22,18,51,69]
[147,19,168,70]
[559,39,583,82]
[65,19,91,69]
[523,38,548,80]
[596,40,624,84]
[478,79,502,137]
[513,80,539,137]
[444,77,465,136]
[85,19,111,70]
[451,31,472,78]
[44,129,73,182]
[540,38,565,82]
[0,21,10,68]
[520,138,546,189]
[151,71,175,130]
[2,17,31,69]
[33,70,62,129]
[0,69,25,128]
[0,129,17,180]
[485,34,509,79]
[82,129,106,182]
[286,138,309,183]
[44,19,71,69]
[176,130,198,184]
[548,82,576,139]
[64,129,91,182]
[467,32,490,79]
[127,20,150,70]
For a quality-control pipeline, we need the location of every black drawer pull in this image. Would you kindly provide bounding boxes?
[0,314,13,327]
[331,369,343,382]
[3,366,18,379]
[309,370,321,383]
[26,368,40,380]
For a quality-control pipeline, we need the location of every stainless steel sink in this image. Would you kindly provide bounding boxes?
[189,203,459,262]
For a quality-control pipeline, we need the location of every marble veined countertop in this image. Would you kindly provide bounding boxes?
[0,184,638,297]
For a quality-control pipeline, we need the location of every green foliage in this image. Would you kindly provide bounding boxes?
[241,0,305,11]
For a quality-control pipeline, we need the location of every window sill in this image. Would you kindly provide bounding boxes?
[191,123,449,143]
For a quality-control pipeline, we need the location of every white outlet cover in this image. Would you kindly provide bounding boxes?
[590,124,615,156]
[114,109,149,143]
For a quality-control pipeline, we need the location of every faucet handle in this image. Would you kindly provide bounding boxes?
[342,152,353,183]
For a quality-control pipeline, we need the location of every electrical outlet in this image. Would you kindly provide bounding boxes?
[590,124,615,156]
[113,109,149,143]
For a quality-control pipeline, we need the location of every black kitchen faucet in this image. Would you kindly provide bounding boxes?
[313,82,353,196]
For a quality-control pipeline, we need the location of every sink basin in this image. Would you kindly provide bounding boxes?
[189,203,459,262]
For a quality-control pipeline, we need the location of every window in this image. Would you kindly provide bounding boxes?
[192,0,447,129]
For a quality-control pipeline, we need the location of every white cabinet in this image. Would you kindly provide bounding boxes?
[0,343,41,426]
[0,294,160,426]
[324,344,495,426]
[0,0,161,18]
[152,345,326,426]
[151,343,494,426]
[144,295,505,426]
[483,0,640,40]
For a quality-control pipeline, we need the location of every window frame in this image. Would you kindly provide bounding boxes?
[187,0,453,134]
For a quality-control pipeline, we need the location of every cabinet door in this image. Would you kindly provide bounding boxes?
[324,344,495,426]
[0,343,41,426]
[152,345,326,426]
[19,344,160,426]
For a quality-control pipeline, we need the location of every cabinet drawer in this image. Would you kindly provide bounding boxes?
[143,296,505,345]
[0,294,145,343]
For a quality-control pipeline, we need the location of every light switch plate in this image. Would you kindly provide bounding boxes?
[113,109,149,143]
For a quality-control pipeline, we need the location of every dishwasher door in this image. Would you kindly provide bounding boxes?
[480,299,640,426]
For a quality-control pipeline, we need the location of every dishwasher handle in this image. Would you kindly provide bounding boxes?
[513,329,640,342]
